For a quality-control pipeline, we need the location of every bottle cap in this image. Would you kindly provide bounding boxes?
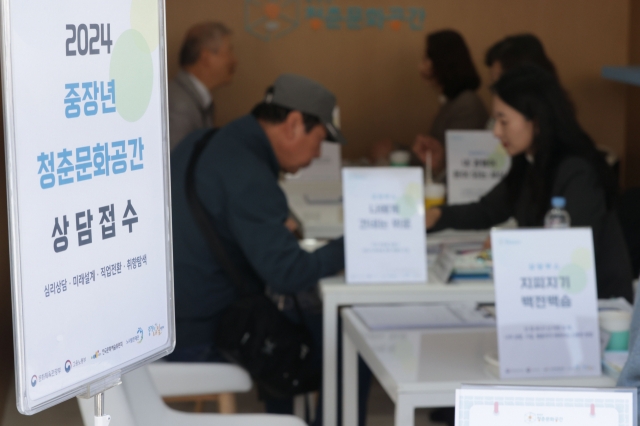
[551,196,566,209]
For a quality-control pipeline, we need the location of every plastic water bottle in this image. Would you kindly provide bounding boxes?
[544,197,571,228]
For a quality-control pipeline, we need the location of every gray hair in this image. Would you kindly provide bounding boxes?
[179,22,232,67]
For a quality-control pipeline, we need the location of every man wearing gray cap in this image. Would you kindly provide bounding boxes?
[169,74,369,424]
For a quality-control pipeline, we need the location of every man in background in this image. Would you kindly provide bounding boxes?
[168,22,237,150]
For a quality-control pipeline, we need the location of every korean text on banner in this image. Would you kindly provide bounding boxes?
[2,0,174,414]
[491,228,601,379]
[343,167,427,283]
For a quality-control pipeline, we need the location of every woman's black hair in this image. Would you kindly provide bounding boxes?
[426,30,481,100]
[492,65,617,222]
[485,34,558,79]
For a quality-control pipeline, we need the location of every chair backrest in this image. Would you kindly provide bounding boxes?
[78,365,308,426]
[122,366,172,425]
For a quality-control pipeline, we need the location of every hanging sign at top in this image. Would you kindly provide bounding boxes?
[1,0,174,414]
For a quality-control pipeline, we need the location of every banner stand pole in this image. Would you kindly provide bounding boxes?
[94,392,110,426]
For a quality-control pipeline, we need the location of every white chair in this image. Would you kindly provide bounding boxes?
[77,365,307,426]
[148,362,251,413]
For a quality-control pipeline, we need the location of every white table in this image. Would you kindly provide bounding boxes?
[340,308,616,426]
[318,229,492,426]
[284,176,495,425]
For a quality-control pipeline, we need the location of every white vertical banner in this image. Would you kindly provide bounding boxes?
[491,228,601,379]
[343,167,427,283]
[2,0,174,414]
[446,130,510,205]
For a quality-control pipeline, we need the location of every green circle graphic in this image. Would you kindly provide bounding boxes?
[559,263,587,294]
[489,145,509,171]
[110,29,153,123]
[571,247,593,270]
[131,0,159,52]
[397,194,418,218]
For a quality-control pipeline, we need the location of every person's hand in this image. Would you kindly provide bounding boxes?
[482,236,492,249]
[369,139,394,165]
[412,134,445,176]
[426,208,442,230]
[285,217,299,233]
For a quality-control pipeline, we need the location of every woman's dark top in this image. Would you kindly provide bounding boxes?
[432,156,633,301]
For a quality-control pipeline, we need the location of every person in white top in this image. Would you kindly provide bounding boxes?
[168,22,238,150]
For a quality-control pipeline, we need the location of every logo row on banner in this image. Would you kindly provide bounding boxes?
[29,320,164,390]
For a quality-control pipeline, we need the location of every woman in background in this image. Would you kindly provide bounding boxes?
[427,65,633,302]
[412,30,488,178]
[413,33,561,173]
[372,30,487,170]
[484,33,558,84]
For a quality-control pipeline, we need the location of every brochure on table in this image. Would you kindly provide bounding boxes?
[446,130,510,205]
[343,167,427,283]
[2,0,174,414]
[491,228,601,379]
[455,386,637,426]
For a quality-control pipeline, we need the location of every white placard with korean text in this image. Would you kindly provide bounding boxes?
[343,167,427,283]
[2,0,174,414]
[455,386,636,426]
[446,130,510,205]
[491,228,600,379]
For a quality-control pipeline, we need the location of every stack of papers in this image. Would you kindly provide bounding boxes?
[353,302,495,330]
[429,242,492,283]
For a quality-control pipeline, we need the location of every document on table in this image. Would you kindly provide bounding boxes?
[455,386,636,426]
[353,303,495,330]
[304,191,342,205]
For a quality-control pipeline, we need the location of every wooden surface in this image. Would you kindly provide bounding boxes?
[165,0,630,161]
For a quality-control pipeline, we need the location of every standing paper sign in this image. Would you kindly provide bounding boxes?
[343,167,426,283]
[2,0,174,414]
[446,130,510,205]
[455,386,636,426]
[491,228,600,379]
[286,142,341,182]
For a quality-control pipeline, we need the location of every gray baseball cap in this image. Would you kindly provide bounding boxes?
[265,74,346,144]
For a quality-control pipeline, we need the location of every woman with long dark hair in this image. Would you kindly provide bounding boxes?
[427,65,632,301]
[410,30,488,176]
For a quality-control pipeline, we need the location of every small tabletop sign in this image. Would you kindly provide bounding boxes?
[491,228,601,379]
[343,167,426,283]
[446,130,510,205]
[286,142,341,182]
[456,386,637,426]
